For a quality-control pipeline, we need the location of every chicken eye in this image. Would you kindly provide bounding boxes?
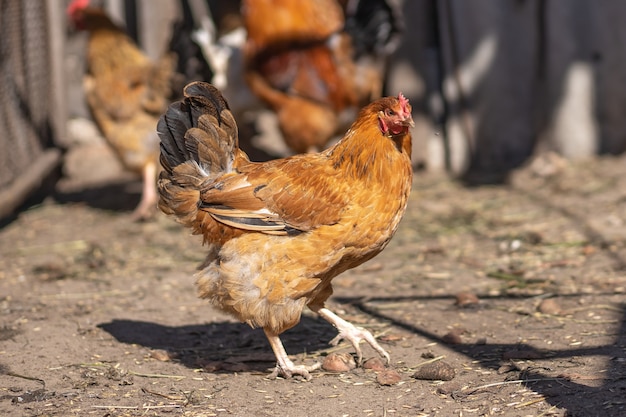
[385,109,396,117]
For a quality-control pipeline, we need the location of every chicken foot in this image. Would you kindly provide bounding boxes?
[131,160,158,221]
[313,307,390,365]
[264,329,321,380]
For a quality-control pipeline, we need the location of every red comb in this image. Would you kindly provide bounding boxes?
[398,93,410,114]
[67,0,90,16]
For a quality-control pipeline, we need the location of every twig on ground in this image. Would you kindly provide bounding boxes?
[129,370,186,380]
[412,355,446,369]
[454,377,566,398]
[92,405,182,410]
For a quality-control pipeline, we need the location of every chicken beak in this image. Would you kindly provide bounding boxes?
[403,115,415,128]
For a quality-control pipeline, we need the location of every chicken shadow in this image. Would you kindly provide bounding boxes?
[98,315,336,373]
[54,179,144,214]
[336,294,626,417]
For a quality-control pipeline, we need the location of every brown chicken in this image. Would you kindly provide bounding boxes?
[157,81,413,379]
[241,0,402,154]
[67,0,176,220]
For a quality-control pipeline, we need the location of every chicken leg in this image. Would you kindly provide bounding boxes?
[130,160,158,221]
[264,329,321,380]
[313,306,390,365]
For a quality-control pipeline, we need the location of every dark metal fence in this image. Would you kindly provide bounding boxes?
[0,0,65,218]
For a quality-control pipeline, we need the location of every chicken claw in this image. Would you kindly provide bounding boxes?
[269,362,322,381]
[315,307,390,366]
[265,329,321,380]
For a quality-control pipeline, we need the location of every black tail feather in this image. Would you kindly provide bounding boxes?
[157,82,238,178]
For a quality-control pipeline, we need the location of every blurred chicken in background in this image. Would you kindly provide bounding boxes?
[241,0,403,154]
[185,0,261,119]
[67,0,178,220]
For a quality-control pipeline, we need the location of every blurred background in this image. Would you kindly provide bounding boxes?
[2,0,626,220]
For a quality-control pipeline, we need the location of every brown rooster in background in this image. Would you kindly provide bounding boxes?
[157,81,413,379]
[67,0,177,220]
[242,0,402,154]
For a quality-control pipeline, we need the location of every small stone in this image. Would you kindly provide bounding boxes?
[149,349,172,362]
[436,381,462,395]
[442,328,465,345]
[412,361,456,381]
[376,369,401,385]
[497,363,520,374]
[454,292,479,308]
[421,351,436,359]
[362,357,386,371]
[202,361,222,372]
[322,352,356,372]
[537,298,562,315]
[475,337,487,345]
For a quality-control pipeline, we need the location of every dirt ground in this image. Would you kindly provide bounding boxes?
[1,150,626,417]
